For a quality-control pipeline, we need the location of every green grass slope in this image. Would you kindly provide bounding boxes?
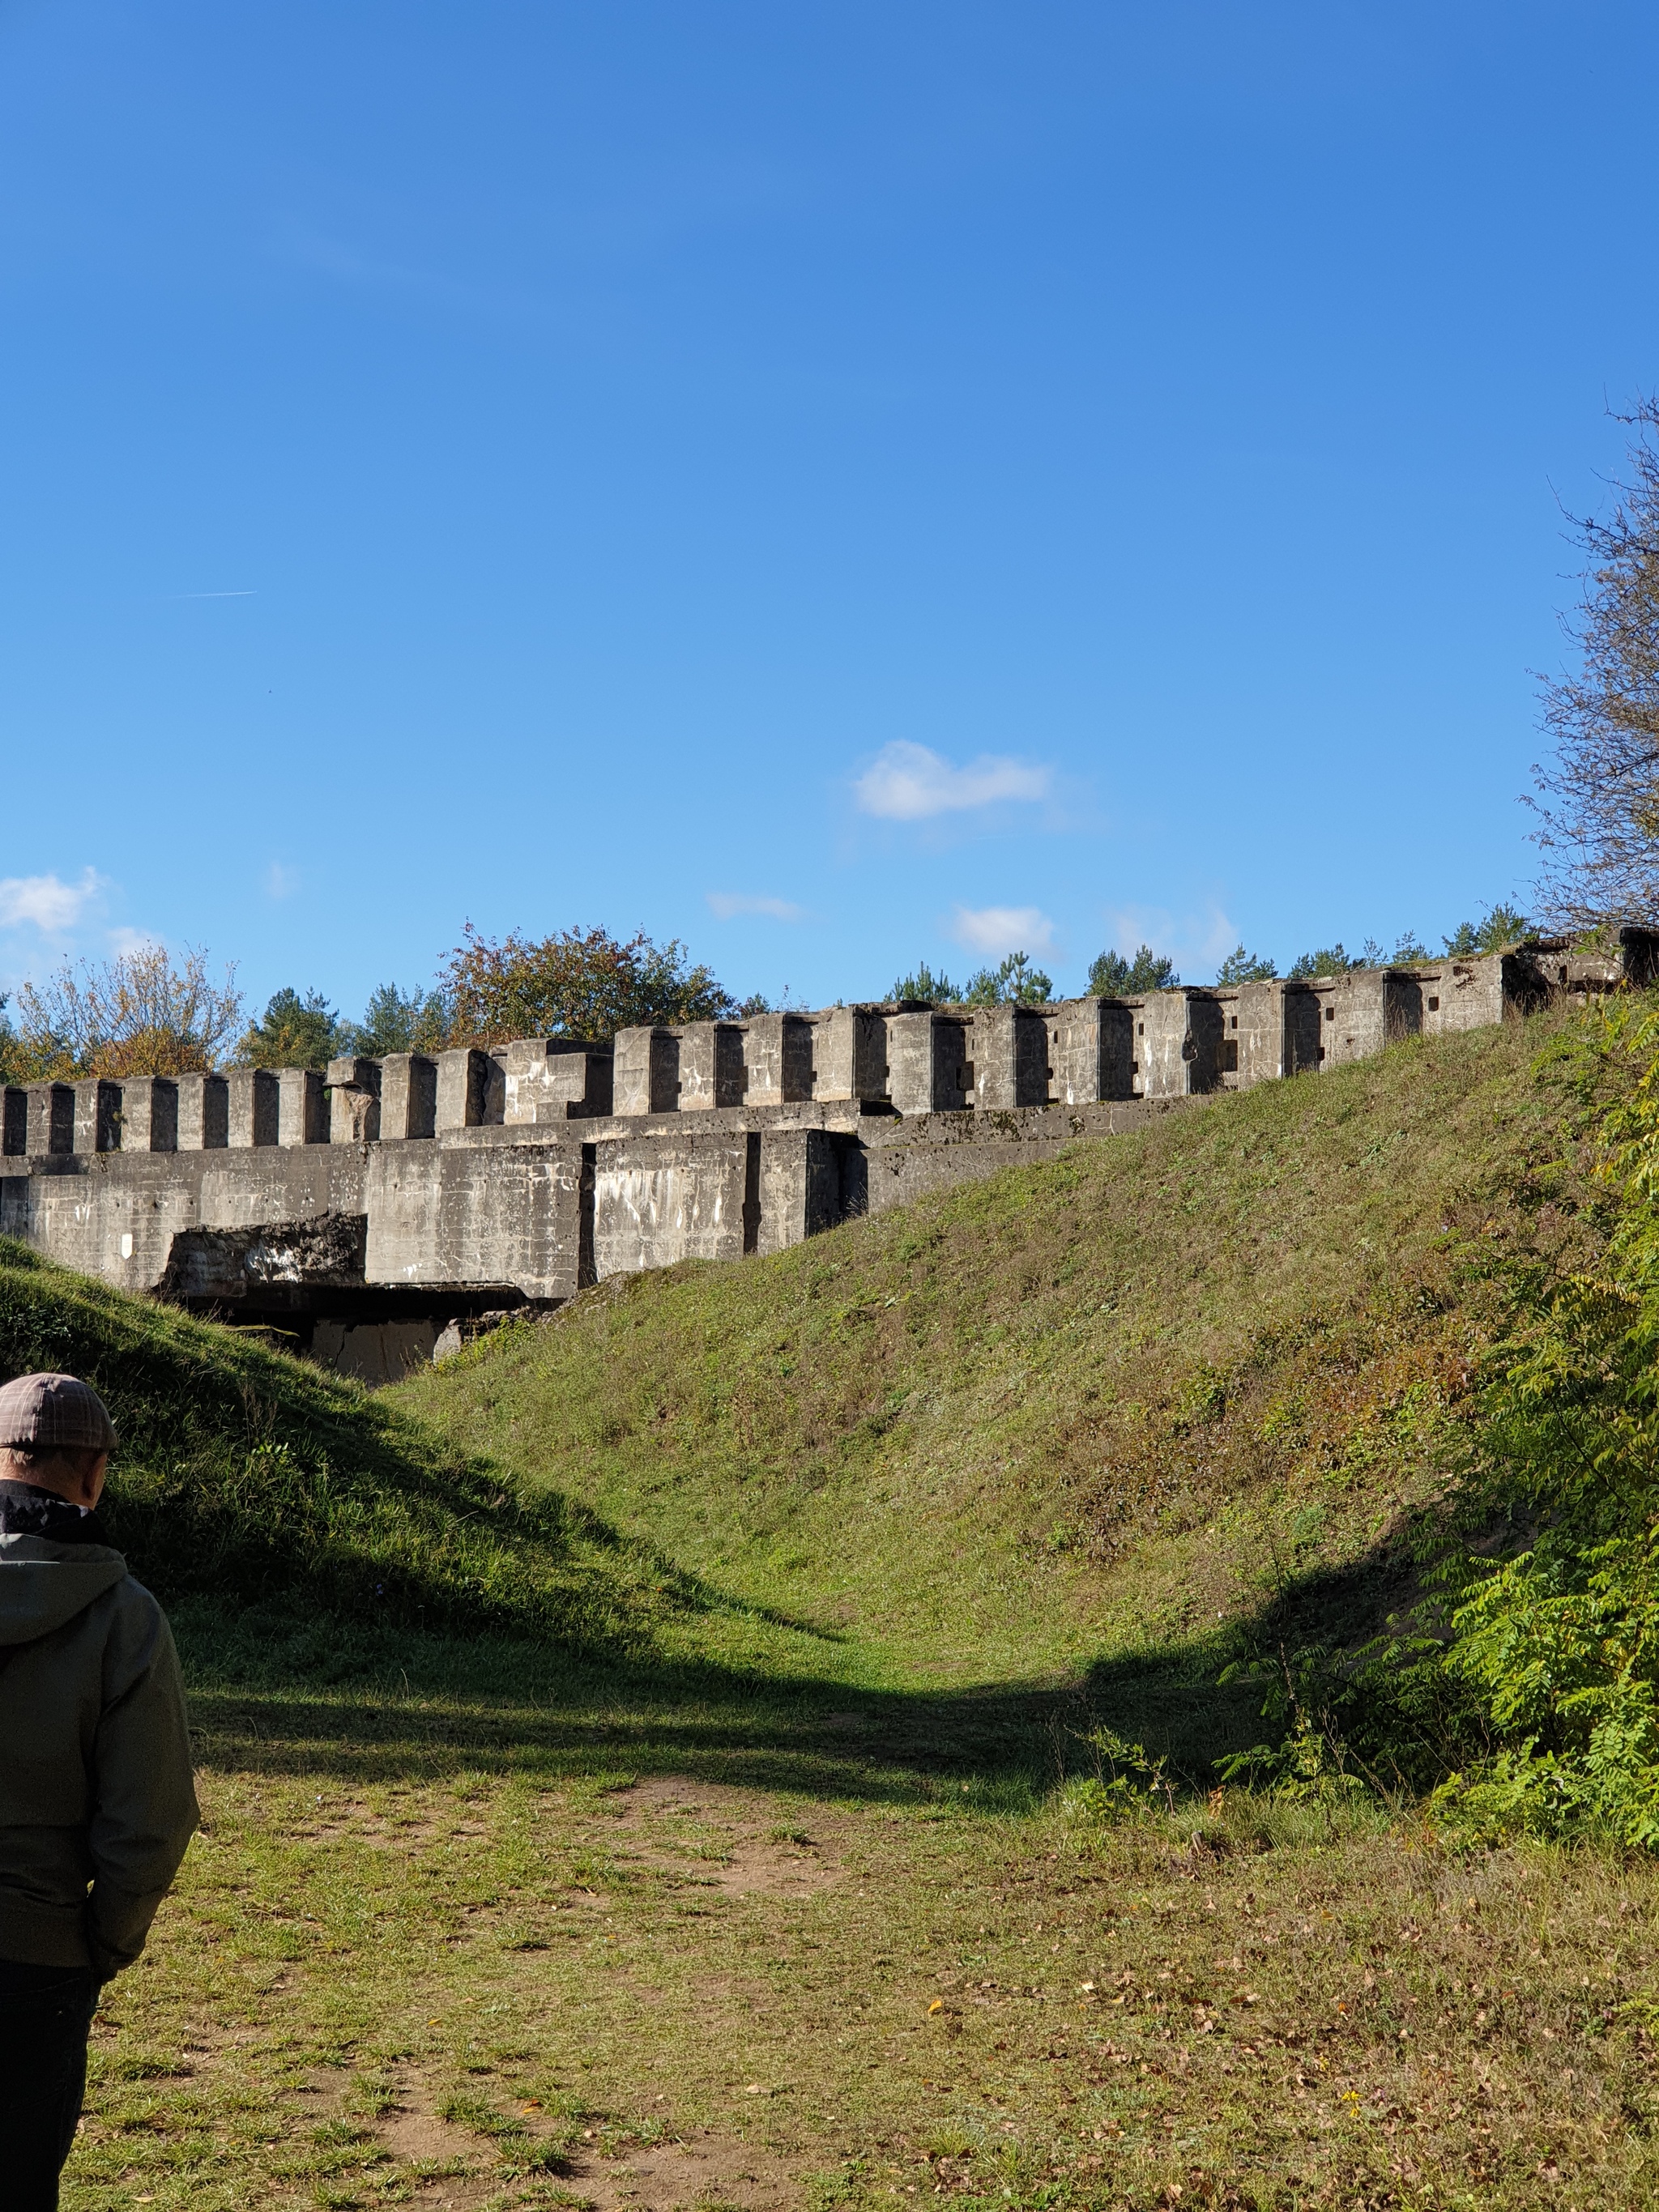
[0,1237,708,1660]
[399,1009,1607,1723]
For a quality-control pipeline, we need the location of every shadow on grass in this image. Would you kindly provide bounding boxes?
[176,1542,1412,1809]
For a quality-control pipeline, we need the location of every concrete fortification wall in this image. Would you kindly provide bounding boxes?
[2,938,1648,1379]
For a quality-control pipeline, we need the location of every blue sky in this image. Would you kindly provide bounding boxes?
[2,2,1657,1021]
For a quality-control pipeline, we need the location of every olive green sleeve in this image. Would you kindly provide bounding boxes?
[85,1584,199,1977]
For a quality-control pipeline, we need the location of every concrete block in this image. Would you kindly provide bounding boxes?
[175,1074,229,1150]
[757,1128,857,1254]
[2,1089,26,1157]
[970,1004,1049,1110]
[364,1136,590,1302]
[279,1068,329,1146]
[436,1048,489,1130]
[1418,957,1505,1038]
[323,1058,379,1144]
[591,1132,750,1275]
[678,1022,747,1110]
[1045,998,1135,1105]
[25,1083,75,1157]
[1135,992,1228,1097]
[1221,981,1311,1089]
[1312,970,1422,1068]
[806,1008,888,1103]
[742,1013,814,1106]
[887,1012,970,1115]
[494,1038,612,1123]
[73,1080,121,1156]
[612,1028,680,1115]
[118,1078,178,1153]
[379,1054,438,1140]
[227,1068,279,1148]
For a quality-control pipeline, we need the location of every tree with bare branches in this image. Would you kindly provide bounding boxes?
[9,945,242,1080]
[1531,399,1659,932]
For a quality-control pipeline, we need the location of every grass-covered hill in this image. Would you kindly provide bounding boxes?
[0,1236,713,1662]
[398,1005,1608,1727]
[0,1004,1612,1757]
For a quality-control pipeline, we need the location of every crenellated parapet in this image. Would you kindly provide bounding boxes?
[2,932,1653,1381]
[0,939,1649,1168]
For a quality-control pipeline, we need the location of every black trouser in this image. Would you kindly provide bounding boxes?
[0,1958,99,2210]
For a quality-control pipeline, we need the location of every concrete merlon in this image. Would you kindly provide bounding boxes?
[1416,956,1506,1038]
[494,1037,614,1124]
[73,1079,121,1155]
[612,1027,680,1115]
[176,1073,229,1150]
[26,1083,75,1157]
[118,1078,178,1153]
[2,1089,26,1157]
[380,1054,438,1140]
[1134,991,1227,1098]
[279,1068,329,1147]
[436,1048,489,1130]
[1044,997,1134,1106]
[742,1013,815,1108]
[887,1011,970,1115]
[805,1008,886,1103]
[1226,979,1317,1087]
[227,1068,279,1149]
[323,1059,379,1145]
[326,1056,382,1092]
[970,1004,1049,1110]
[678,1022,747,1110]
[1312,969,1424,1067]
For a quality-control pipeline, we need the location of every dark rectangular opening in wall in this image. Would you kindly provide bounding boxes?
[1230,1016,1238,1029]
[1427,995,1439,1011]
[578,1143,597,1289]
[1324,1008,1336,1021]
[1221,1040,1239,1072]
[742,1132,761,1255]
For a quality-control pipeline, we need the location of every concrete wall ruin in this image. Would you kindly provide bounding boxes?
[2,934,1651,1379]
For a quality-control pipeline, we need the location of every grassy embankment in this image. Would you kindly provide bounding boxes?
[3,1002,1657,2209]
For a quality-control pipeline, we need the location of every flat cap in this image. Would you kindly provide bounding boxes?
[0,1372,116,1453]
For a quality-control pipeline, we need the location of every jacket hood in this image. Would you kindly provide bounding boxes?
[0,1532,127,1646]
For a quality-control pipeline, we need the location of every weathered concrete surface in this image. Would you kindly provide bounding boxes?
[858,1096,1205,1213]
[379,1053,438,1140]
[1135,991,1226,1097]
[742,1013,815,1107]
[594,1132,753,1276]
[155,1211,368,1302]
[119,1078,178,1155]
[971,1004,1049,1110]
[363,1137,591,1302]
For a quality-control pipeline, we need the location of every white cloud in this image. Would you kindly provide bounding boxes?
[265,862,299,900]
[0,868,104,932]
[1102,904,1238,978]
[853,741,1051,821]
[706,892,804,923]
[107,927,160,959]
[950,904,1057,958]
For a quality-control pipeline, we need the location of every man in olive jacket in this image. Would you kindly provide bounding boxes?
[0,1371,198,2210]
